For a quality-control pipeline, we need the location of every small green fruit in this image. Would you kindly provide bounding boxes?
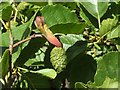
[50,47,67,73]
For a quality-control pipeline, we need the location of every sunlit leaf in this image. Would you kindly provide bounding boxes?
[0,49,9,78]
[17,1,29,11]
[31,69,57,79]
[99,17,118,37]
[60,34,85,50]
[94,52,119,87]
[41,4,79,27]
[0,11,37,47]
[80,1,109,19]
[107,25,120,39]
[75,82,87,89]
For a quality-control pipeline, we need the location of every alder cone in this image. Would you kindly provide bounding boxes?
[50,47,67,73]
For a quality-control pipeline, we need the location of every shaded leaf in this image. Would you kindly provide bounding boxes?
[66,41,87,61]
[50,23,87,34]
[66,54,97,87]
[0,2,10,19]
[21,72,51,89]
[79,4,98,27]
[15,38,46,66]
[57,2,77,10]
[12,45,25,63]
[24,47,46,67]
[2,5,12,21]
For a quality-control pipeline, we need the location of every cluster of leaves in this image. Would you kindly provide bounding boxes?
[0,0,120,89]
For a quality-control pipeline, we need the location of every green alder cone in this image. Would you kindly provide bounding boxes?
[50,47,67,73]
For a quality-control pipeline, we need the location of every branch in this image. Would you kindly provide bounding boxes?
[8,26,13,88]
[13,34,43,48]
[0,18,8,30]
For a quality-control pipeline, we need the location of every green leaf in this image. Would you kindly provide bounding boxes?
[41,4,79,27]
[60,34,85,50]
[79,4,98,27]
[99,77,118,88]
[1,0,13,4]
[12,12,38,63]
[21,72,51,89]
[0,22,30,47]
[66,41,87,61]
[94,52,119,87]
[80,1,108,19]
[50,47,67,73]
[75,82,87,89]
[67,54,97,87]
[17,1,29,11]
[30,69,57,79]
[24,58,42,67]
[57,2,77,10]
[12,45,25,63]
[107,25,120,39]
[50,23,87,34]
[0,49,9,78]
[0,2,10,11]
[28,2,47,6]
[2,5,12,21]
[0,11,37,47]
[15,38,45,66]
[116,45,120,51]
[0,2,10,19]
[111,38,120,51]
[99,18,118,37]
[24,47,46,67]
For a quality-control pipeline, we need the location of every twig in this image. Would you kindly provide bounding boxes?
[8,22,13,88]
[13,34,43,48]
[0,18,8,30]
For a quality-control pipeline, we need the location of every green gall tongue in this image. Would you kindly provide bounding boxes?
[50,47,67,73]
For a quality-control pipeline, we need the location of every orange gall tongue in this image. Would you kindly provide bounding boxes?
[34,16,44,28]
[45,35,62,47]
[35,16,62,47]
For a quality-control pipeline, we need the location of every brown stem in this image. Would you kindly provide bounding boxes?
[8,28,13,88]
[5,34,42,88]
[13,34,43,48]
